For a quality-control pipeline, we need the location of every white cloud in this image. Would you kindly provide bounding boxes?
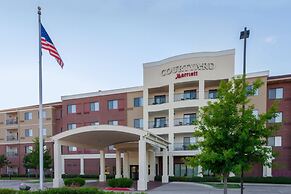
[264,36,277,44]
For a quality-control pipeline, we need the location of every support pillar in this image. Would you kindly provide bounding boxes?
[123,152,130,178]
[115,150,122,178]
[168,133,174,177]
[149,150,156,181]
[199,80,205,99]
[137,137,147,191]
[162,149,169,183]
[53,140,64,187]
[99,150,106,182]
[61,157,65,174]
[80,157,84,175]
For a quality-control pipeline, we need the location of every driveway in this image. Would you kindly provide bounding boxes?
[148,182,291,194]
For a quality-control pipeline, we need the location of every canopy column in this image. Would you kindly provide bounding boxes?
[115,149,122,178]
[99,150,106,182]
[137,137,147,191]
[53,140,64,187]
[162,148,169,183]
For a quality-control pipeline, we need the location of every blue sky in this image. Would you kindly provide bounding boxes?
[0,0,291,109]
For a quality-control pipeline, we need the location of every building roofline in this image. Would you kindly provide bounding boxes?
[268,74,291,82]
[143,49,235,68]
[0,102,62,113]
[61,86,143,101]
[235,70,270,79]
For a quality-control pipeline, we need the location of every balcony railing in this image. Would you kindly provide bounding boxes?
[148,120,168,129]
[174,93,198,102]
[204,91,218,99]
[6,118,18,125]
[173,143,193,151]
[148,96,169,105]
[6,152,18,157]
[174,118,196,126]
[6,135,18,141]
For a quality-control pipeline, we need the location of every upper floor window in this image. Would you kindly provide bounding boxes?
[268,112,283,123]
[134,118,143,129]
[38,110,47,118]
[68,104,76,114]
[68,146,77,152]
[108,100,118,110]
[25,129,33,137]
[183,113,197,125]
[42,128,47,136]
[184,90,197,100]
[268,88,283,99]
[154,117,167,128]
[108,120,118,126]
[90,102,99,112]
[154,95,166,104]
[25,146,33,154]
[68,123,77,130]
[134,97,143,107]
[267,136,282,147]
[90,121,99,126]
[246,85,259,96]
[24,112,32,120]
[208,90,218,99]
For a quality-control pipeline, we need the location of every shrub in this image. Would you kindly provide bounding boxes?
[64,177,86,187]
[107,178,133,188]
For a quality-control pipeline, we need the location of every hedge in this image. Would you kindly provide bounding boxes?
[62,174,115,179]
[64,178,86,187]
[107,178,133,188]
[156,176,291,184]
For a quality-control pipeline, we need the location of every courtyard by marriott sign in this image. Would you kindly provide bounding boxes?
[161,63,215,79]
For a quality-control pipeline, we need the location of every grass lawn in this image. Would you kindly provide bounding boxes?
[203,182,240,189]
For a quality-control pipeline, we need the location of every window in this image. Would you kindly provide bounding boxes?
[68,146,77,152]
[38,110,46,118]
[208,90,218,99]
[24,112,32,120]
[68,123,77,130]
[108,120,118,126]
[42,128,47,136]
[252,110,259,119]
[184,90,197,100]
[268,112,283,123]
[154,117,167,128]
[247,85,259,96]
[269,88,283,99]
[90,102,99,111]
[268,136,282,147]
[183,113,196,125]
[134,119,143,129]
[68,104,76,114]
[25,146,33,154]
[91,121,99,126]
[25,129,33,137]
[108,100,118,110]
[183,137,196,149]
[134,97,143,107]
[174,164,198,177]
[154,95,166,104]
[108,145,115,151]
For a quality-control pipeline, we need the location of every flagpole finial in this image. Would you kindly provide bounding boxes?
[38,6,41,15]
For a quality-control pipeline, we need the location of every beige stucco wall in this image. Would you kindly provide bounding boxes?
[246,76,268,114]
[126,91,143,128]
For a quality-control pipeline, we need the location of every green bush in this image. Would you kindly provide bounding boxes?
[64,177,86,187]
[107,178,133,188]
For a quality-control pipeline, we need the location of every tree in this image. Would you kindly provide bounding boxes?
[0,155,10,178]
[23,138,52,178]
[187,77,279,194]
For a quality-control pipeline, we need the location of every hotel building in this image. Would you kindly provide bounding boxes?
[0,49,291,189]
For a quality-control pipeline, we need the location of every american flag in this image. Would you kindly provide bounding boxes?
[41,24,64,68]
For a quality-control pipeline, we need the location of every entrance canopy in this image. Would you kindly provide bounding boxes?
[51,125,169,149]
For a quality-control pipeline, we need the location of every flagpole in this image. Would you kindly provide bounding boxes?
[38,6,44,190]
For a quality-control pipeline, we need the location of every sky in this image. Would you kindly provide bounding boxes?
[0,0,291,109]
